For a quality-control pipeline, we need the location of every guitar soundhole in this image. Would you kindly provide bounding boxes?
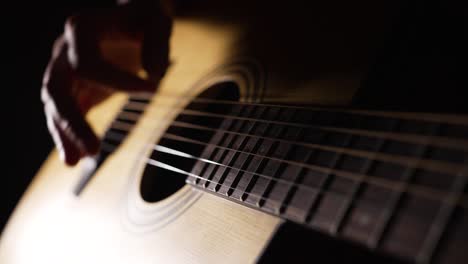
[140,81,240,202]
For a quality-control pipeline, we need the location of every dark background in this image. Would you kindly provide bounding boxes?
[2,0,466,238]
[3,1,115,233]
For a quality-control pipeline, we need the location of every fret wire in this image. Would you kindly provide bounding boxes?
[122,103,468,151]
[279,136,323,215]
[204,105,253,189]
[193,117,235,185]
[225,146,259,197]
[258,120,304,210]
[196,119,236,187]
[333,120,399,235]
[368,124,441,250]
[128,93,468,126]
[211,105,266,192]
[201,134,238,188]
[416,163,468,263]
[252,129,288,206]
[259,121,301,207]
[224,106,272,197]
[302,111,342,223]
[193,134,220,185]
[196,105,247,186]
[242,107,287,203]
[103,124,468,209]
[306,126,355,230]
[248,108,297,204]
[367,155,421,248]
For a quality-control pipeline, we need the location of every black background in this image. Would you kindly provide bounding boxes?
[2,0,467,243]
[3,1,114,232]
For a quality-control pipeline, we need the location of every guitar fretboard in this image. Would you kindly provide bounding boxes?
[173,101,468,264]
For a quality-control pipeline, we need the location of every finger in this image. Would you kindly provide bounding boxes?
[56,123,81,166]
[42,37,100,158]
[45,110,80,166]
[73,79,113,114]
[44,74,101,156]
[45,108,66,162]
[65,14,157,92]
[50,93,101,156]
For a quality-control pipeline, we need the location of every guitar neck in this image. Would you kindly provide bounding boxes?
[178,101,468,264]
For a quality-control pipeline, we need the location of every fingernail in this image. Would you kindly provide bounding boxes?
[58,149,66,162]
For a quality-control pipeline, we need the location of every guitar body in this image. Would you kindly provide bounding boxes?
[3,1,466,263]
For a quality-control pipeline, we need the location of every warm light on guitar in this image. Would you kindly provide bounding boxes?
[2,1,467,263]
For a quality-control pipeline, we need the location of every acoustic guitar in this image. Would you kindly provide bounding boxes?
[1,1,467,263]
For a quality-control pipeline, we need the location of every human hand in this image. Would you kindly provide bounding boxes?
[41,2,172,166]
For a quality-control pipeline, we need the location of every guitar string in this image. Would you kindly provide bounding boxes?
[104,138,391,204]
[122,101,468,151]
[128,93,468,126]
[113,111,466,176]
[100,137,468,217]
[151,143,468,210]
[103,128,467,223]
[165,121,460,175]
[145,145,354,200]
[102,125,468,209]
[110,108,468,205]
[111,120,468,195]
[125,100,460,133]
